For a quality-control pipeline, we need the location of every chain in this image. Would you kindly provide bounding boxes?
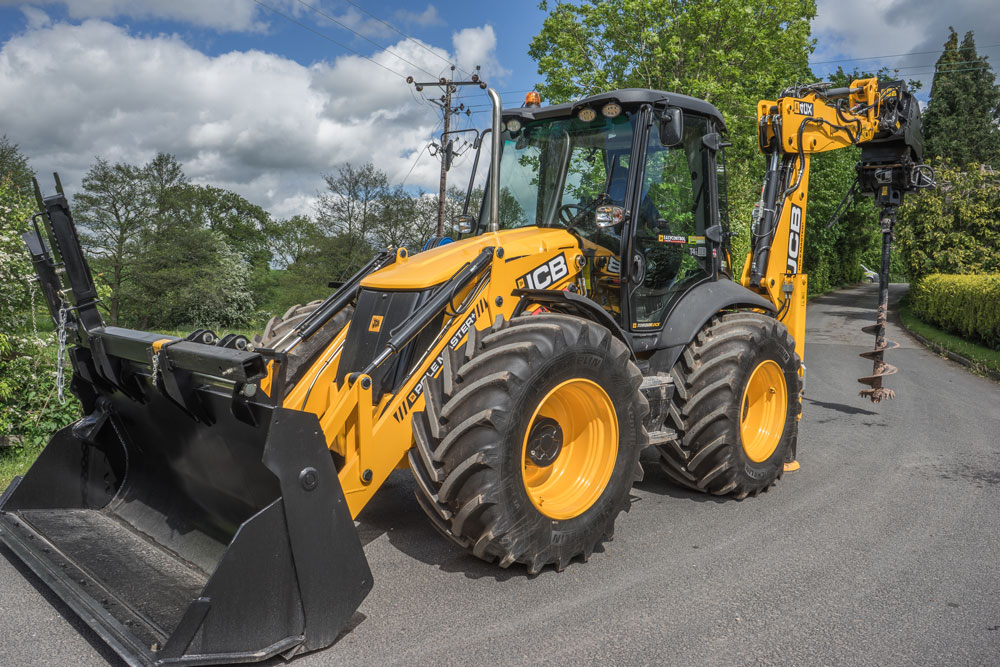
[55,305,68,404]
[151,348,162,387]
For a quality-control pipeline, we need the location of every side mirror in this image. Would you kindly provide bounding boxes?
[659,108,683,147]
[454,215,474,234]
[595,205,624,229]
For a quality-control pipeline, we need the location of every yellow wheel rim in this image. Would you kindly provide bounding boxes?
[521,378,619,520]
[740,360,788,463]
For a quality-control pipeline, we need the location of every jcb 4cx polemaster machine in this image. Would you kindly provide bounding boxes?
[1,82,931,664]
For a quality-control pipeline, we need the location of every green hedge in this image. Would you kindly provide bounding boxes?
[911,274,1000,349]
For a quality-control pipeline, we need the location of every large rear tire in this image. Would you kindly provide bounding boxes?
[408,314,648,573]
[253,301,354,387]
[657,312,801,499]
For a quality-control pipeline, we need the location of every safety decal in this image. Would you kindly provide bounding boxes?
[658,234,687,244]
[368,315,383,332]
[687,235,705,244]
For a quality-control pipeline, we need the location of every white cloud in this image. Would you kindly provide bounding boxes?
[811,0,1000,96]
[0,18,504,217]
[395,4,444,28]
[19,5,50,29]
[452,25,509,81]
[1,0,271,32]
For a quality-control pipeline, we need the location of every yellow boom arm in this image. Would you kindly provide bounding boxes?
[739,78,931,396]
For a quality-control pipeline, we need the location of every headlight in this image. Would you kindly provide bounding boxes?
[601,102,622,118]
[577,107,597,122]
[506,118,522,133]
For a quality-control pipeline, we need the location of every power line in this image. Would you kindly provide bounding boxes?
[890,59,995,71]
[401,117,444,185]
[291,0,438,79]
[810,42,1000,66]
[332,0,472,77]
[252,0,407,79]
[907,66,996,76]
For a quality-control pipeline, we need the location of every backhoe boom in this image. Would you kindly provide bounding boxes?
[741,78,933,400]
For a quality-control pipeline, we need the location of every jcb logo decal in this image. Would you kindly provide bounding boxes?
[517,255,569,290]
[368,315,383,332]
[786,204,802,274]
[795,101,814,116]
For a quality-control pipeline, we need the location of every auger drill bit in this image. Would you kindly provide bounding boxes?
[859,208,899,403]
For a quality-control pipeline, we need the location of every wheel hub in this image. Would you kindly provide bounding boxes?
[520,378,619,520]
[526,417,563,466]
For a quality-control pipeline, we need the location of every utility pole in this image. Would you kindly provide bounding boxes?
[407,65,487,235]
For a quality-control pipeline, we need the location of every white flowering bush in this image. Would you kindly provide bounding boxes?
[0,177,80,480]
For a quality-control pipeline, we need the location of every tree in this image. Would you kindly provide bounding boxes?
[316,163,387,272]
[272,214,319,269]
[922,28,1000,166]
[124,224,255,330]
[0,136,35,197]
[145,152,188,229]
[0,178,37,431]
[74,158,153,325]
[373,185,436,251]
[175,184,274,303]
[896,160,1000,281]
[529,0,814,164]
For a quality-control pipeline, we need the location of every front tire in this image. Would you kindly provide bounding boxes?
[408,314,648,573]
[658,312,801,498]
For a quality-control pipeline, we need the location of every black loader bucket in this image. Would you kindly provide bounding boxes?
[0,180,372,665]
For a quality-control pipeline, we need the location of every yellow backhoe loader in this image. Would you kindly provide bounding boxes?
[0,80,932,665]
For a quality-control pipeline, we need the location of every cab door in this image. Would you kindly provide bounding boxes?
[625,111,715,333]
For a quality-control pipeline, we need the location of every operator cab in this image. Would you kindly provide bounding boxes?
[469,89,731,336]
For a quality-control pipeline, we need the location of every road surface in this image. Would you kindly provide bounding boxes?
[2,284,998,666]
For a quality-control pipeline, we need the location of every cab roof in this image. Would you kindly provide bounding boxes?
[504,88,726,132]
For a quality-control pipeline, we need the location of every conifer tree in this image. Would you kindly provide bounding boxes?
[922,28,1000,166]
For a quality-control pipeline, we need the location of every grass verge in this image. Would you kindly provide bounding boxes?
[898,300,1000,378]
[0,441,45,490]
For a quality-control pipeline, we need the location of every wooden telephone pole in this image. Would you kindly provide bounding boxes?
[407,65,487,235]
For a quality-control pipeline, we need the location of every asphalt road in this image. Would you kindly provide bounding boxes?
[2,284,998,666]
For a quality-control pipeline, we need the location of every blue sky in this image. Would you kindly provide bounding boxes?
[0,0,995,218]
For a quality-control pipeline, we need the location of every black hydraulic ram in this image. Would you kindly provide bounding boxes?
[273,248,398,353]
[1,177,373,666]
[358,247,495,379]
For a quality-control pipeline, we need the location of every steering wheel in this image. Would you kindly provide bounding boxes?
[556,193,612,229]
[557,204,587,227]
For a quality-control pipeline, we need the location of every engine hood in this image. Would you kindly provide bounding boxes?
[360,227,579,291]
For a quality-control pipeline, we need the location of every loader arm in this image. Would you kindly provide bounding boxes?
[740,78,933,400]
[277,228,591,517]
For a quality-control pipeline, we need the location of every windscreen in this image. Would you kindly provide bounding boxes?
[479,112,637,230]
